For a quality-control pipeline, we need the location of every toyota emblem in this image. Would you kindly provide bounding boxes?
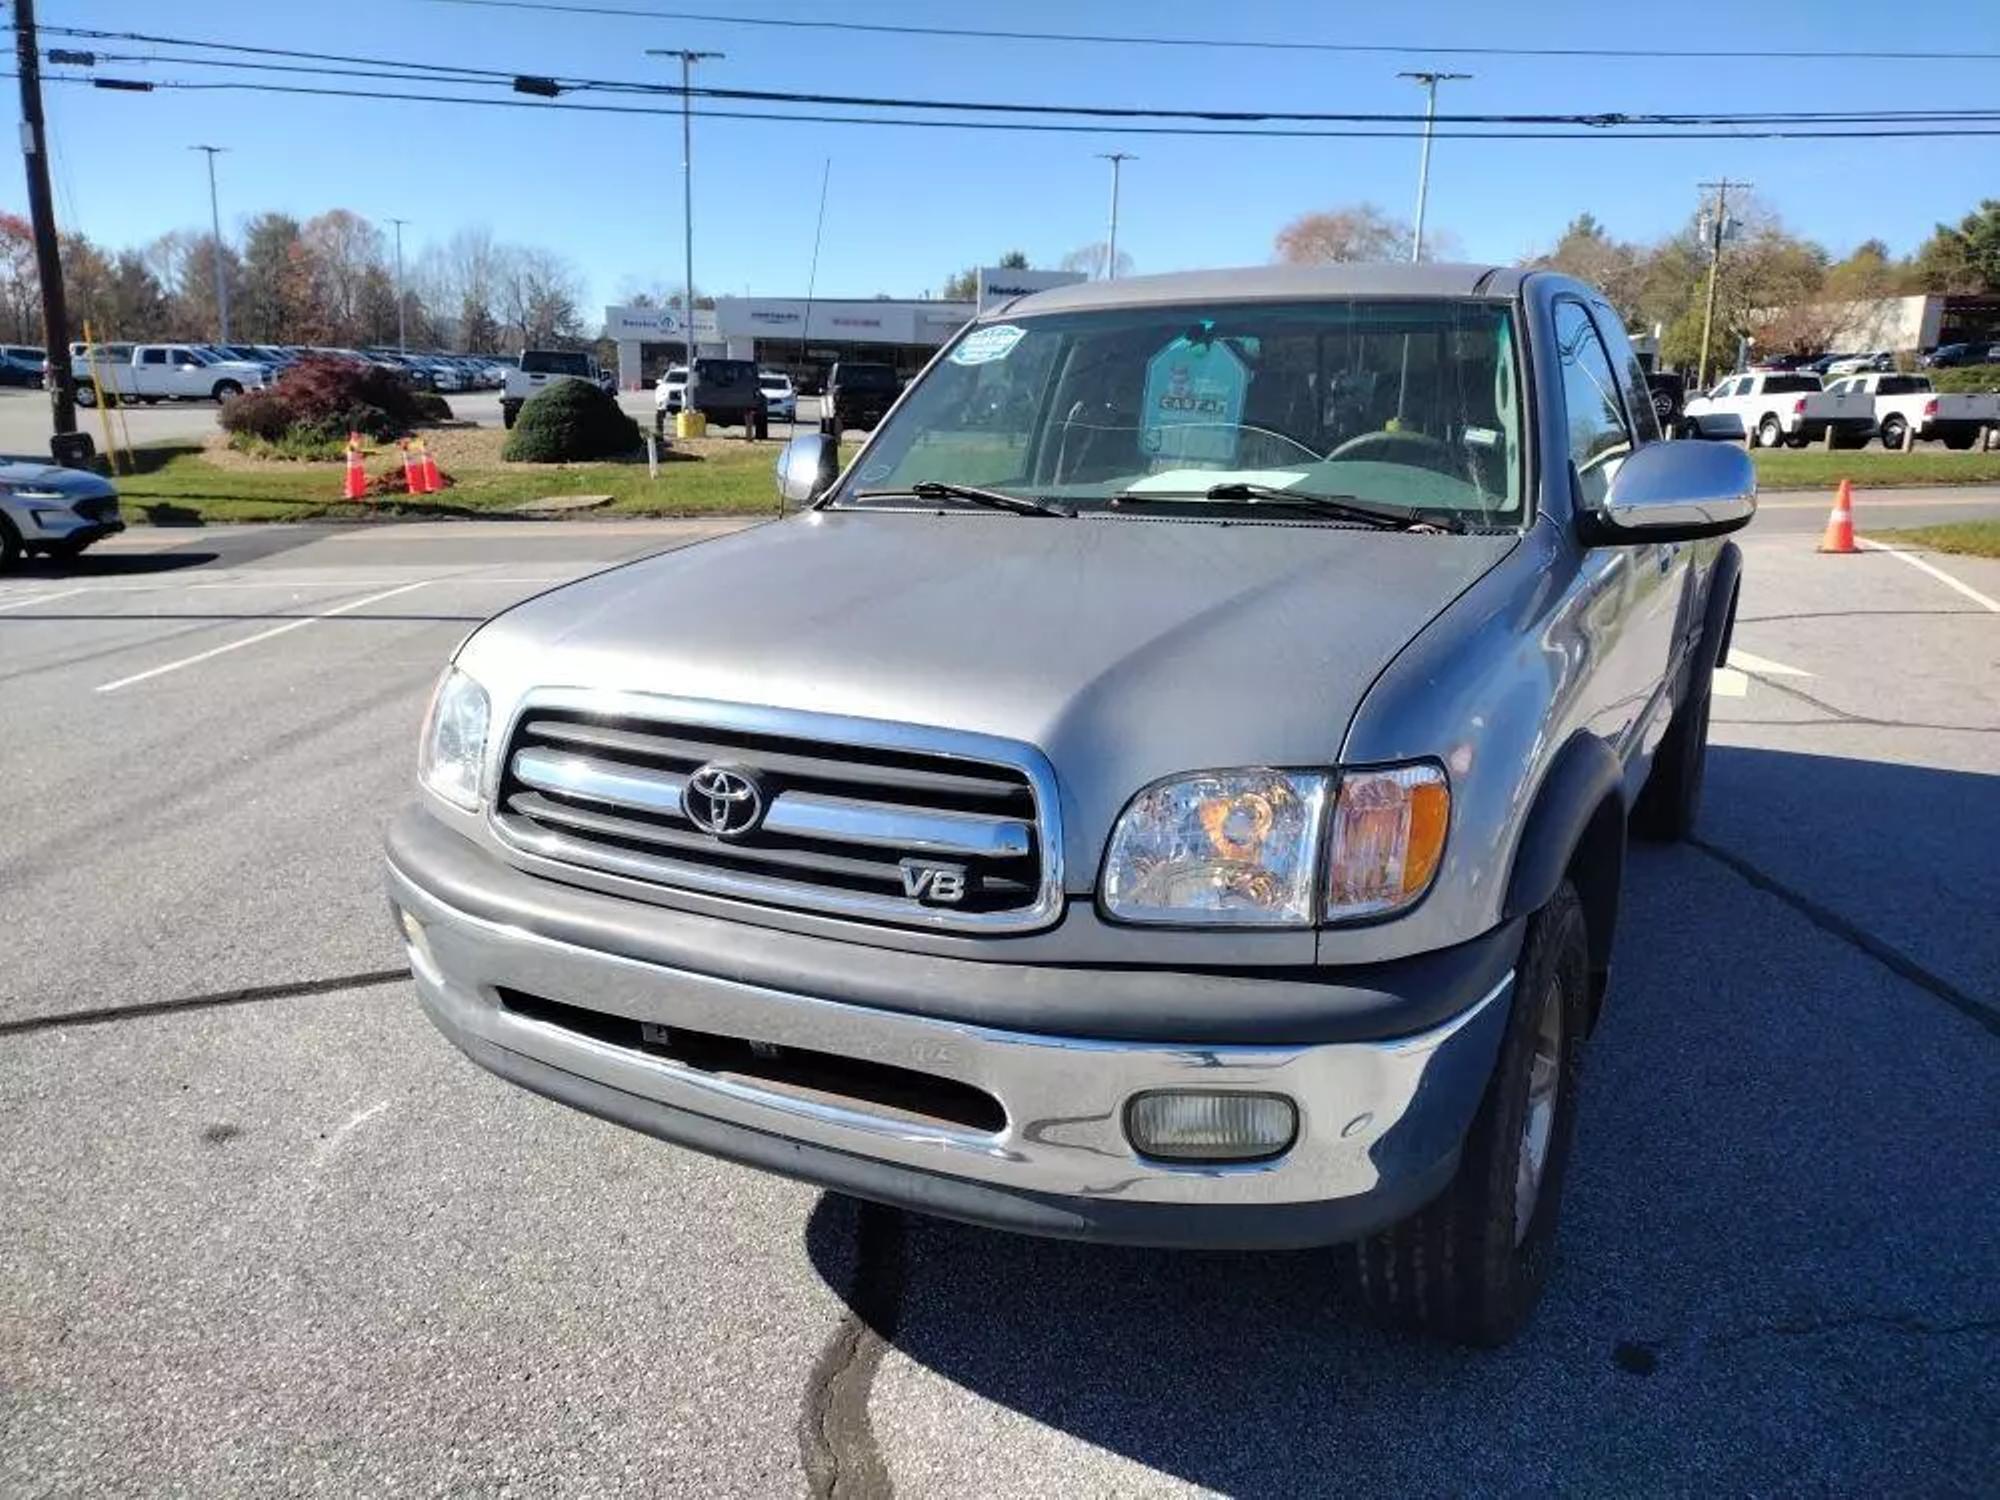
[685,763,765,839]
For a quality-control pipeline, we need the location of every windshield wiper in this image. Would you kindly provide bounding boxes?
[852,480,1074,518]
[1114,482,1464,533]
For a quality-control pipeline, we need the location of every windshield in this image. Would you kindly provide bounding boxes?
[833,299,1524,522]
[694,359,757,387]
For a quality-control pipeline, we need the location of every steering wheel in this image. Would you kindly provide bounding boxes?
[1326,428,1466,478]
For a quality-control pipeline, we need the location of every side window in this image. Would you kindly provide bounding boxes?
[1589,301,1660,444]
[1553,300,1633,509]
[140,348,166,366]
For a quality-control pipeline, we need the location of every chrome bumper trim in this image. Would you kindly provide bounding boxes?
[391,859,1513,1209]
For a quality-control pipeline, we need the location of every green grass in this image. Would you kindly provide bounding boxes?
[1872,520,2000,558]
[1752,448,2000,490]
[112,442,782,524]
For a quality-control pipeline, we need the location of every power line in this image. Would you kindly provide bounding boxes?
[414,0,2000,63]
[43,28,2000,127]
[40,72,2000,141]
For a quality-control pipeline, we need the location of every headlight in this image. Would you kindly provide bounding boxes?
[418,667,490,811]
[1101,771,1327,926]
[1323,763,1450,921]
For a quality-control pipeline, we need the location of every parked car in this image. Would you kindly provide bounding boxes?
[1917,343,1990,369]
[1807,352,1852,376]
[825,360,901,430]
[679,357,765,430]
[71,342,271,407]
[1747,352,1814,372]
[1680,370,1874,447]
[654,364,687,417]
[758,369,798,422]
[387,264,1755,1346]
[0,350,46,387]
[1825,351,1893,376]
[1826,371,1999,449]
[0,458,122,566]
[501,349,607,428]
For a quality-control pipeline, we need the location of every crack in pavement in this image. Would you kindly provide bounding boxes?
[1689,839,2000,1039]
[801,1200,907,1500]
[0,967,411,1038]
[1735,672,2000,735]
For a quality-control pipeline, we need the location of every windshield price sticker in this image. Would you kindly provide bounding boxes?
[950,324,1028,366]
[1141,337,1248,464]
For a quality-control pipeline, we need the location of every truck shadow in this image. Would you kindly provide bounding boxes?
[802,746,1999,1494]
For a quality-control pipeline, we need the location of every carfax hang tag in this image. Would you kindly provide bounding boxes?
[950,324,1027,366]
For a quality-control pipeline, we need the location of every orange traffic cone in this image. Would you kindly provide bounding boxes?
[419,442,442,494]
[342,433,367,501]
[400,440,422,495]
[1818,478,1857,554]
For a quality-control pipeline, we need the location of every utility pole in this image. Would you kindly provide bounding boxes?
[647,48,722,364]
[188,145,231,344]
[15,0,75,437]
[1095,152,1134,280]
[1696,178,1748,391]
[388,217,410,352]
[1399,71,1470,263]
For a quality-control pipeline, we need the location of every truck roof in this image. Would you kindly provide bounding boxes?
[986,263,1528,320]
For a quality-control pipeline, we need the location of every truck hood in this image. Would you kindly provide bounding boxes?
[461,512,1516,870]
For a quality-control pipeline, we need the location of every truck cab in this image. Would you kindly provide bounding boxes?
[387,265,1754,1345]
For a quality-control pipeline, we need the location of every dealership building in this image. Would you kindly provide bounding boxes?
[603,267,1084,390]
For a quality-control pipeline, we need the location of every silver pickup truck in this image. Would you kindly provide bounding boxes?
[387,265,1754,1345]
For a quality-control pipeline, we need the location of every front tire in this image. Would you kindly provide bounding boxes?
[1757,414,1784,449]
[212,380,242,402]
[74,384,96,409]
[1880,413,1909,450]
[0,513,20,570]
[1350,881,1592,1347]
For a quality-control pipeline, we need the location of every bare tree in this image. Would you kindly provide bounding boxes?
[1059,242,1133,280]
[1274,204,1413,264]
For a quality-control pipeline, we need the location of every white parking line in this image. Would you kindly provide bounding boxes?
[1726,648,1812,677]
[95,580,432,693]
[0,586,89,613]
[1858,537,2000,614]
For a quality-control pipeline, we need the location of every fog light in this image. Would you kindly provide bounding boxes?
[1125,1091,1298,1163]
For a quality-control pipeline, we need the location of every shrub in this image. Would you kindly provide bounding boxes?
[413,392,453,422]
[1931,364,2000,394]
[502,379,641,462]
[218,355,433,447]
[217,387,293,442]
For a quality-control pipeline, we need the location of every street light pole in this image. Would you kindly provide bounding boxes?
[1095,152,1134,281]
[388,217,410,353]
[647,48,723,363]
[190,145,231,342]
[1398,72,1469,263]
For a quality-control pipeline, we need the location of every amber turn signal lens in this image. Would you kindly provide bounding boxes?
[1324,764,1451,921]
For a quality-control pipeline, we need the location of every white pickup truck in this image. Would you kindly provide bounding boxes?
[71,342,271,407]
[1824,371,1998,450]
[1679,371,1874,449]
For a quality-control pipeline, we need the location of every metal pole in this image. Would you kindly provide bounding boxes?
[388,217,409,352]
[648,48,722,364]
[16,0,76,437]
[1096,152,1133,280]
[190,146,230,342]
[1399,72,1468,263]
[1695,179,1746,392]
[800,157,830,381]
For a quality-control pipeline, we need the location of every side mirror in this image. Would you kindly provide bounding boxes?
[1582,440,1755,544]
[776,432,838,507]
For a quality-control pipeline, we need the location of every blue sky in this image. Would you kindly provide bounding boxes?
[21,0,2000,317]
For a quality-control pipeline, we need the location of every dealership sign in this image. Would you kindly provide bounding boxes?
[602,304,718,342]
[976,267,1086,312]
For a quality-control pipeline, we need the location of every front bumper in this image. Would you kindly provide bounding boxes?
[387,808,1517,1249]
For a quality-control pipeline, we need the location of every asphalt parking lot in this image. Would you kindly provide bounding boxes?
[2,506,1996,1494]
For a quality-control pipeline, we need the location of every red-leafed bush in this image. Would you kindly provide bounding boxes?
[220,355,435,446]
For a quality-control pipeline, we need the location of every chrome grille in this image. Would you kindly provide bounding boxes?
[491,701,1059,932]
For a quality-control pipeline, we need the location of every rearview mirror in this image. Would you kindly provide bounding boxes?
[1583,440,1755,543]
[776,433,838,507]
